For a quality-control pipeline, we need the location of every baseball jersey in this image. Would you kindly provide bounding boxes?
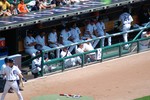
[84,43,94,51]
[85,24,97,37]
[96,21,105,36]
[61,50,72,58]
[24,36,36,49]
[2,65,21,81]
[32,57,42,70]
[48,32,57,43]
[14,65,21,80]
[35,35,46,46]
[119,12,133,31]
[70,27,81,41]
[60,29,71,43]
[76,47,84,54]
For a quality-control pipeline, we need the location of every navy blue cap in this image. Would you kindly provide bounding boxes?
[8,58,14,63]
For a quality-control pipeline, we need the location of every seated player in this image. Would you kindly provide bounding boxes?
[70,22,83,43]
[83,38,96,62]
[31,51,48,78]
[139,31,150,51]
[48,27,63,58]
[24,30,39,57]
[35,31,51,51]
[18,0,30,14]
[82,19,99,48]
[61,47,81,68]
[60,25,76,53]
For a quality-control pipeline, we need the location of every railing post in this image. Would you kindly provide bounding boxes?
[119,44,122,57]
[137,41,140,53]
[100,38,103,48]
[62,58,65,72]
[41,51,44,76]
[81,54,84,67]
[101,48,103,62]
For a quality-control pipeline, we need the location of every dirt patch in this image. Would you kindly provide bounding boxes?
[1,51,150,100]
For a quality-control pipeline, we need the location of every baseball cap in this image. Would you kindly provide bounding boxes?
[4,58,9,63]
[8,58,15,63]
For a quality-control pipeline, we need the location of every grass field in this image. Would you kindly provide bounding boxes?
[135,96,150,100]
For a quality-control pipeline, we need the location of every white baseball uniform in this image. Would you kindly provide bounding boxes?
[139,32,150,51]
[1,65,23,100]
[61,50,81,67]
[48,32,63,58]
[83,43,96,61]
[70,27,82,43]
[60,29,76,53]
[35,35,51,51]
[96,21,112,47]
[119,12,133,48]
[83,23,99,48]
[24,36,38,57]
[32,57,42,74]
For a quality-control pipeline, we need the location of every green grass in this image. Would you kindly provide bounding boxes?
[135,96,150,100]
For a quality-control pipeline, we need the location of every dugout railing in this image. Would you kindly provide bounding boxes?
[21,22,150,76]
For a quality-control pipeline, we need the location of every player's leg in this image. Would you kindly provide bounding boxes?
[11,81,23,100]
[106,33,112,46]
[92,35,99,48]
[123,33,129,48]
[0,81,12,100]
[64,41,76,53]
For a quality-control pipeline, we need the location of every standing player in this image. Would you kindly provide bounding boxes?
[118,7,133,49]
[0,58,23,100]
[96,17,112,47]
[1,58,14,93]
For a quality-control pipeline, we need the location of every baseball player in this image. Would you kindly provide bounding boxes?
[119,7,133,49]
[24,30,39,57]
[61,47,81,67]
[31,51,42,78]
[139,31,150,51]
[1,58,14,93]
[60,26,76,53]
[70,22,83,43]
[82,19,99,48]
[35,31,51,51]
[96,17,112,47]
[48,27,63,58]
[0,58,23,100]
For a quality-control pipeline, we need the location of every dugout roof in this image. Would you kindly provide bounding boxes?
[0,0,146,31]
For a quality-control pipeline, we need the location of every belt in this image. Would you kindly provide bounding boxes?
[7,80,16,82]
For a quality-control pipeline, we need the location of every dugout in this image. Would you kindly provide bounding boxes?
[0,0,149,61]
